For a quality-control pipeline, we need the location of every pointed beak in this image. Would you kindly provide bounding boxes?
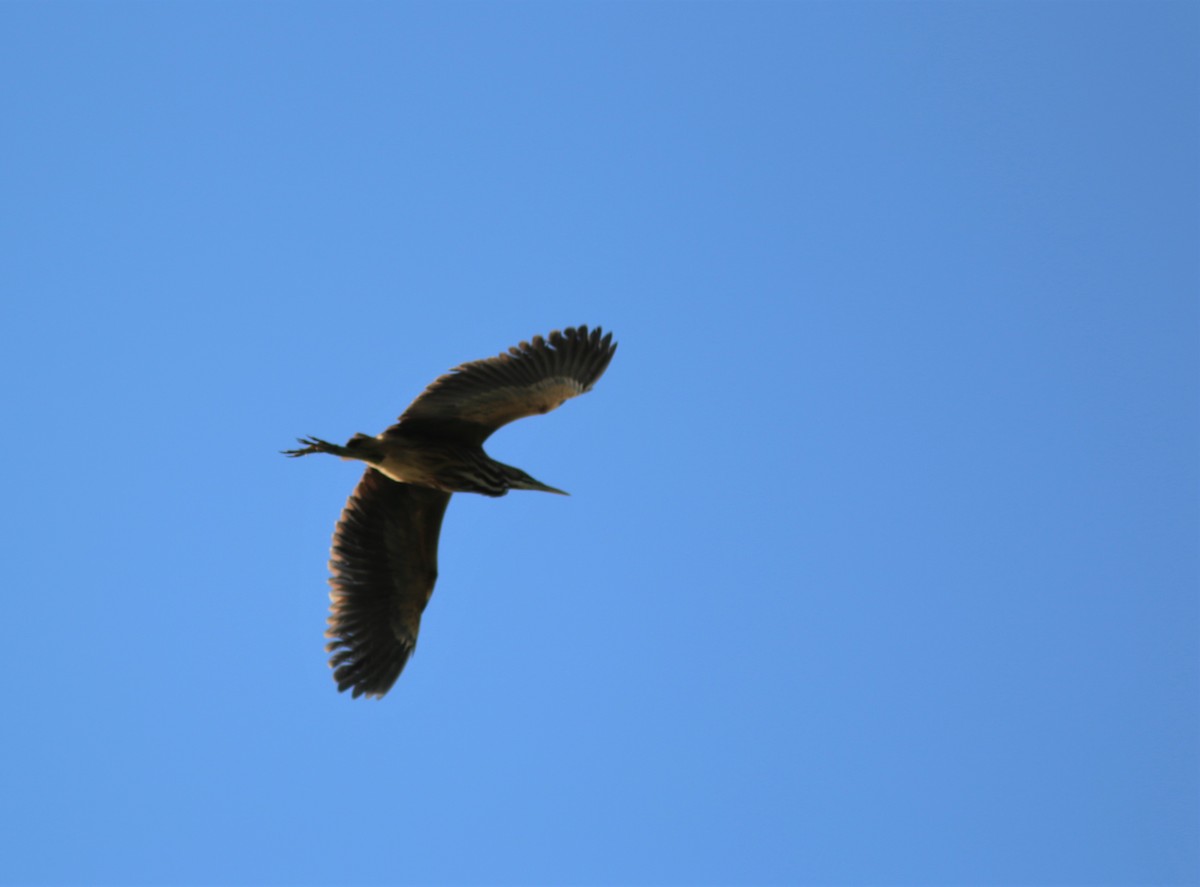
[518,477,570,496]
[507,468,570,496]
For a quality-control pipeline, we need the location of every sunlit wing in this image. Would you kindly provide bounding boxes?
[389,325,617,445]
[325,468,451,698]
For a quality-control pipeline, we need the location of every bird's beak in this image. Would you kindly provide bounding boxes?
[520,478,570,496]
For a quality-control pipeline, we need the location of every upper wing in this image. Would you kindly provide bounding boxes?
[390,325,617,445]
[325,468,451,699]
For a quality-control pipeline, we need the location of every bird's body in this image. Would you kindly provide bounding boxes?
[293,432,567,497]
[285,326,616,698]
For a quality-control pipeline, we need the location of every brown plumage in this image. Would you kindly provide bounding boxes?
[285,326,617,698]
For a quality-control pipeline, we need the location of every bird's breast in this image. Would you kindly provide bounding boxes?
[376,450,441,488]
[375,439,487,493]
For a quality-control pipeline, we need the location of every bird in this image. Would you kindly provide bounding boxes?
[284,325,617,699]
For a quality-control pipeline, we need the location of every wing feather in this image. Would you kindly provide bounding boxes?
[325,468,451,698]
[391,325,617,445]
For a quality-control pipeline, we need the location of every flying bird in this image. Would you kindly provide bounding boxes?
[284,325,617,699]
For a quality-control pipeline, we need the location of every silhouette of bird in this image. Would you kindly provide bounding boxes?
[284,325,617,698]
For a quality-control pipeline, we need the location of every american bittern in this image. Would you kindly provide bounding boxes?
[285,325,617,698]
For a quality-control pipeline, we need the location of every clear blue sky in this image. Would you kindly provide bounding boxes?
[2,3,1196,885]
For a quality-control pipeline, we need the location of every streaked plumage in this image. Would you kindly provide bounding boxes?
[285,326,616,698]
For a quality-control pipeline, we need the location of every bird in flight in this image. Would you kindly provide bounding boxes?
[284,325,617,699]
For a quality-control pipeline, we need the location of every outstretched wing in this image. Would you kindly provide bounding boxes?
[325,468,451,699]
[390,325,617,445]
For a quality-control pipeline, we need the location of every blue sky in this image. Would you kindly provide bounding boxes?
[2,3,1196,885]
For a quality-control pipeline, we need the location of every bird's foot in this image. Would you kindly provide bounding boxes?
[281,436,337,458]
